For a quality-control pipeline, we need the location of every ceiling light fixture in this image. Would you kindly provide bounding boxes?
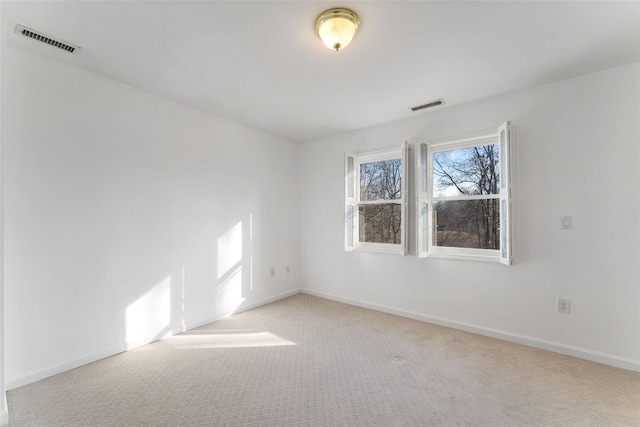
[315,8,360,51]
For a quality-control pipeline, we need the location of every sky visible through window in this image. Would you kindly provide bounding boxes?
[432,145,500,197]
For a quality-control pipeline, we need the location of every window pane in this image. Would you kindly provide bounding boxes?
[360,158,402,201]
[432,144,499,197]
[359,204,401,244]
[433,199,500,249]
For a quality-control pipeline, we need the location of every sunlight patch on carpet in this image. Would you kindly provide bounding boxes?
[171,331,296,349]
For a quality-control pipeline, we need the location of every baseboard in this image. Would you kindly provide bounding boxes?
[6,288,301,391]
[0,394,7,426]
[181,288,302,332]
[237,288,302,314]
[6,342,131,391]
[301,288,640,372]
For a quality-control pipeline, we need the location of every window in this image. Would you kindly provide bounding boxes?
[417,122,513,264]
[345,143,408,254]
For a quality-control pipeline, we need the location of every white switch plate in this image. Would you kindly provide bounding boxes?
[561,216,572,230]
[558,298,571,314]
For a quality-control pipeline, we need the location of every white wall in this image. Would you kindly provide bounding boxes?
[0,7,7,424]
[2,46,301,389]
[300,62,640,371]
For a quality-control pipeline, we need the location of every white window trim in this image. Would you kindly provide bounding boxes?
[416,122,513,264]
[345,142,408,255]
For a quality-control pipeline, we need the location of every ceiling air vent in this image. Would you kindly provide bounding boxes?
[409,98,445,112]
[15,24,80,54]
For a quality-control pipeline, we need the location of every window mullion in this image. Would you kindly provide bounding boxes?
[432,194,500,202]
[358,200,401,205]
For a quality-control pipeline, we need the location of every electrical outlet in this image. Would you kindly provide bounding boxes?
[557,298,571,314]
[270,268,276,278]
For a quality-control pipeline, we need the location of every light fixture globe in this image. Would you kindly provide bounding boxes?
[315,8,360,51]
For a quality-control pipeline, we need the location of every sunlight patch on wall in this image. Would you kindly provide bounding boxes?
[249,213,254,291]
[180,265,186,332]
[217,222,242,279]
[216,221,245,316]
[125,277,171,346]
[216,266,244,316]
[172,331,296,349]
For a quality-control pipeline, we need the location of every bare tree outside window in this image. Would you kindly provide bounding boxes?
[359,158,402,244]
[432,145,500,249]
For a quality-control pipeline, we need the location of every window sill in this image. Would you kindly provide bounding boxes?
[424,251,502,264]
[349,244,404,255]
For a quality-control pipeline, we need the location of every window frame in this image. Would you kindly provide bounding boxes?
[345,142,408,255]
[416,122,513,264]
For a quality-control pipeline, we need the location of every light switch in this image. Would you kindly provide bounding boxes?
[561,216,572,230]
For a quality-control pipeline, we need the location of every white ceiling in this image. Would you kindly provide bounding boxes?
[2,1,639,143]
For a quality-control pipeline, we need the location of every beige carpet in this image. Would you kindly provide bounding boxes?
[7,293,640,426]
